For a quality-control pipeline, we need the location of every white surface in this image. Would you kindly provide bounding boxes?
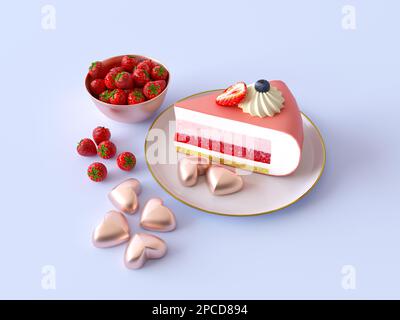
[146,107,324,215]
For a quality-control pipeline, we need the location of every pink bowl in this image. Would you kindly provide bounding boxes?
[85,55,170,123]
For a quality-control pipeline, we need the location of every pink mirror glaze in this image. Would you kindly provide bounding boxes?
[175,81,303,150]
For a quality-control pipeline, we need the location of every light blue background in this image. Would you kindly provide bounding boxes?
[0,0,399,299]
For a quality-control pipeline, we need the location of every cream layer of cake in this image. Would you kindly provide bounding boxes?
[176,120,271,153]
[174,81,303,176]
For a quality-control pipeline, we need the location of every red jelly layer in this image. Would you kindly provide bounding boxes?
[175,133,271,164]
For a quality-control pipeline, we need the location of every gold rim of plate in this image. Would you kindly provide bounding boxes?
[144,90,327,217]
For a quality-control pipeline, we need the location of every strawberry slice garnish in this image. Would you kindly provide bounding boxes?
[216,82,247,106]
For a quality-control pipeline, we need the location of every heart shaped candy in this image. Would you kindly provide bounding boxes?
[124,233,167,269]
[140,198,176,232]
[206,166,244,196]
[192,155,210,176]
[178,157,198,187]
[178,156,210,186]
[108,178,141,215]
[92,211,130,248]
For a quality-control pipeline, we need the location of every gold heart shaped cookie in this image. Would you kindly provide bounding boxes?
[124,233,167,269]
[206,166,244,196]
[140,198,176,232]
[108,178,141,214]
[92,211,130,248]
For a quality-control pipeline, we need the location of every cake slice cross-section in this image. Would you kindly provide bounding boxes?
[173,80,304,176]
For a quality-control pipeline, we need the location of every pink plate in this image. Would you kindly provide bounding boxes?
[144,91,326,216]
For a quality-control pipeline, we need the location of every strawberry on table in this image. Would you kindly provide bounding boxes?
[97,140,117,159]
[132,68,151,87]
[128,88,146,105]
[90,79,106,95]
[99,90,112,103]
[87,162,107,182]
[143,80,166,99]
[115,71,133,89]
[216,82,247,106]
[117,152,136,171]
[88,61,105,79]
[121,55,138,72]
[92,126,111,145]
[104,71,117,90]
[77,138,97,156]
[109,89,127,105]
[151,65,168,80]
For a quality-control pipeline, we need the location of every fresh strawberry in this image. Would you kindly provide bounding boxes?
[136,60,151,72]
[143,80,166,99]
[160,80,167,90]
[92,126,111,145]
[128,88,146,105]
[117,152,136,171]
[90,79,106,96]
[99,90,112,103]
[121,55,138,72]
[77,138,97,156]
[88,61,105,79]
[87,162,107,182]
[216,82,247,106]
[97,140,117,159]
[132,68,151,87]
[104,71,117,89]
[135,56,146,63]
[114,71,133,89]
[145,59,157,68]
[109,89,127,105]
[151,65,168,80]
[109,66,125,74]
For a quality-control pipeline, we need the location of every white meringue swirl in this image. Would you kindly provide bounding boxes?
[238,83,285,117]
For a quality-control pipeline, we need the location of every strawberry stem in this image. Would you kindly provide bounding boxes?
[89,168,100,180]
[148,84,160,95]
[115,72,126,81]
[124,155,134,166]
[89,62,97,70]
[99,144,108,157]
[157,66,165,76]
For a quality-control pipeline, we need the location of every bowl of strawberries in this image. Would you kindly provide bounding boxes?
[85,54,170,123]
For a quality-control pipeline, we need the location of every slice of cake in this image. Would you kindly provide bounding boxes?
[173,80,304,176]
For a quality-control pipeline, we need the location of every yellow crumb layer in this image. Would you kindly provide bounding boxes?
[176,146,270,175]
